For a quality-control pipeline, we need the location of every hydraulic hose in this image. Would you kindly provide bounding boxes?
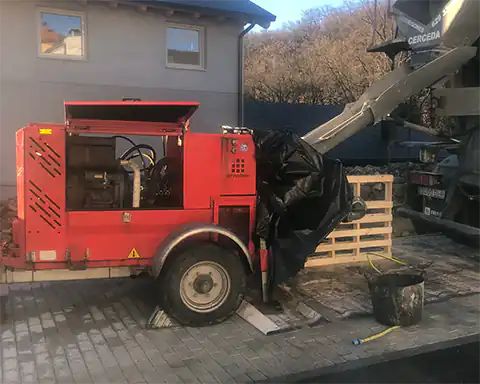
[121,144,156,162]
[126,152,155,167]
[142,153,154,166]
[113,136,146,170]
[121,144,157,174]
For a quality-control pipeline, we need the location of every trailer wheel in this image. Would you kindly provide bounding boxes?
[159,242,246,326]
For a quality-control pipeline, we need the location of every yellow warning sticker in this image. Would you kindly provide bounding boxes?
[39,128,52,135]
[128,248,141,259]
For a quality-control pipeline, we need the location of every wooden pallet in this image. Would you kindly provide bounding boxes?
[305,174,393,268]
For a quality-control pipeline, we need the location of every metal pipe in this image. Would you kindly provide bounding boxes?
[120,160,141,208]
[302,46,477,154]
[386,117,443,137]
[238,23,256,127]
[396,207,480,244]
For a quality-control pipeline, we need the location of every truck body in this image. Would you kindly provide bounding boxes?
[302,0,479,240]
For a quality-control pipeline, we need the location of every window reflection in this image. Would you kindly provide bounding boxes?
[40,12,84,57]
[167,26,202,67]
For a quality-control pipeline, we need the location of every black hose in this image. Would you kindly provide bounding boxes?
[121,144,156,163]
[124,153,155,173]
[121,145,157,175]
[122,152,156,164]
[113,135,146,170]
[112,135,136,147]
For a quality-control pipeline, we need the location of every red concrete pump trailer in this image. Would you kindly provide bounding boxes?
[1,101,262,326]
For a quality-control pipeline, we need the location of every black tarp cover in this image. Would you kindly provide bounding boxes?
[252,129,353,284]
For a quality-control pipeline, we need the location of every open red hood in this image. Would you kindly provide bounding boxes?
[64,100,199,135]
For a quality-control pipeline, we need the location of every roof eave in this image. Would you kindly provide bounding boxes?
[103,0,274,28]
[256,20,272,29]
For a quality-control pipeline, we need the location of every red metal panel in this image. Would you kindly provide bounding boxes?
[220,134,256,196]
[64,101,200,107]
[66,120,184,136]
[66,210,212,263]
[64,101,199,124]
[24,124,66,262]
[183,134,221,209]
[16,129,25,221]
[213,196,257,255]
[64,101,199,136]
[13,129,26,257]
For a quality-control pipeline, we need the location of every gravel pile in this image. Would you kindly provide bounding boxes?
[345,162,426,183]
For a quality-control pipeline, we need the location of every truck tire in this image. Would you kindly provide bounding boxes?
[159,242,247,326]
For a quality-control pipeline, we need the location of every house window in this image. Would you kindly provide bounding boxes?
[166,24,204,69]
[38,9,86,59]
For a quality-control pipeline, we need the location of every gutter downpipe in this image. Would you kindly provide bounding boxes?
[238,22,256,127]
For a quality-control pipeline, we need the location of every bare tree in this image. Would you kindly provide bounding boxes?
[245,0,395,105]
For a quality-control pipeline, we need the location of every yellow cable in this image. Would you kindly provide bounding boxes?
[367,251,407,274]
[362,326,400,342]
[367,253,382,274]
[357,253,405,345]
[369,251,406,265]
[354,325,400,345]
[142,153,154,166]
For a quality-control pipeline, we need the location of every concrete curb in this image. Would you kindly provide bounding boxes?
[255,333,480,383]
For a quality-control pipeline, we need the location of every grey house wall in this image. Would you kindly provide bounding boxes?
[0,0,242,197]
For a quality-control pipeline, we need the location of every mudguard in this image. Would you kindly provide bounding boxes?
[151,222,254,278]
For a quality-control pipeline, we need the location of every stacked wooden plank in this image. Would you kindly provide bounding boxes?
[306,175,393,267]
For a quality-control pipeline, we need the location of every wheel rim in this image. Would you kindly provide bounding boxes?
[179,261,231,313]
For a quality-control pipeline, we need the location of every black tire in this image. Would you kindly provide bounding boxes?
[158,242,247,327]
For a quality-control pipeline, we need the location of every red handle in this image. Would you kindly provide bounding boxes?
[260,248,268,272]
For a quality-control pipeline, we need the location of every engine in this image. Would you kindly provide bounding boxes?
[66,136,132,210]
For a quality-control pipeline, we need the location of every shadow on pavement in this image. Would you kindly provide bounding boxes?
[296,342,479,383]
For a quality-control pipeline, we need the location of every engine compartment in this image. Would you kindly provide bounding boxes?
[66,134,183,210]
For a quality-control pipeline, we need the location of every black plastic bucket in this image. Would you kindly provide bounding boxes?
[367,273,424,326]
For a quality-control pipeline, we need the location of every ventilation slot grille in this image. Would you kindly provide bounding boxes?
[28,180,62,230]
[231,158,245,174]
[29,137,62,178]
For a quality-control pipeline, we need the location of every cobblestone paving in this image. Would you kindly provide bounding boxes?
[1,274,478,384]
[294,235,480,318]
